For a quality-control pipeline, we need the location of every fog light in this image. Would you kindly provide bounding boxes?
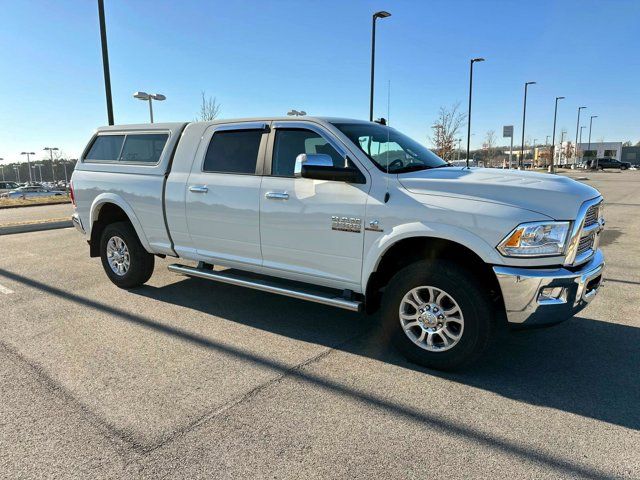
[538,287,567,304]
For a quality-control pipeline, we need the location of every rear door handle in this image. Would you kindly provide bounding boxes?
[265,192,289,200]
[189,185,209,193]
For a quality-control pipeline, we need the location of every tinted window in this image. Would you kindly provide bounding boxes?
[203,130,262,174]
[85,135,125,161]
[120,134,168,163]
[272,129,344,176]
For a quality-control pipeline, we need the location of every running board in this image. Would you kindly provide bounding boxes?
[168,264,363,312]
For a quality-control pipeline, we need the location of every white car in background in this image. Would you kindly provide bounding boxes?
[2,185,66,198]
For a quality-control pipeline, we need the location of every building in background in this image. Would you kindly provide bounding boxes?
[576,141,622,161]
[621,146,640,166]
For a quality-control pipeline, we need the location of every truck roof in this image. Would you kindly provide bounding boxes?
[95,117,372,132]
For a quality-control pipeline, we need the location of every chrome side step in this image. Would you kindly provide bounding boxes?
[168,264,363,312]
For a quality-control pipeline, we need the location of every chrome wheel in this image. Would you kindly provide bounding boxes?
[106,236,130,276]
[399,286,464,352]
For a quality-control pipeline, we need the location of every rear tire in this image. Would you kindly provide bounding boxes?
[100,221,154,289]
[380,260,494,371]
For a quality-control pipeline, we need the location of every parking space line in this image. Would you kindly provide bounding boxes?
[0,283,14,294]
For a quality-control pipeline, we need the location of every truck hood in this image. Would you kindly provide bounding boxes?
[398,167,600,220]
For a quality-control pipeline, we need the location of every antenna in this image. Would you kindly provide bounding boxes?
[384,80,391,203]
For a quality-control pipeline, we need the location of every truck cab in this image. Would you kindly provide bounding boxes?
[71,117,605,370]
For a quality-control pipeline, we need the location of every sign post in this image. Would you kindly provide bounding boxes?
[503,125,514,169]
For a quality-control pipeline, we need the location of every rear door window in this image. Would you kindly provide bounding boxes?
[203,129,263,174]
[119,134,169,163]
[85,135,125,161]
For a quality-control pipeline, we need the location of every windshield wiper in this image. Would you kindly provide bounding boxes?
[432,163,452,168]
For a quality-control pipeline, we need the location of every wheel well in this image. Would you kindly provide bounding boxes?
[89,203,131,257]
[365,237,504,317]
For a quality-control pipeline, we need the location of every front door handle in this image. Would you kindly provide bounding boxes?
[265,191,289,200]
[189,185,209,193]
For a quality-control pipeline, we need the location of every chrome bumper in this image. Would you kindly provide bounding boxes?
[493,249,604,326]
[71,213,85,235]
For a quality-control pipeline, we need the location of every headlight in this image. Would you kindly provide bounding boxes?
[497,221,570,257]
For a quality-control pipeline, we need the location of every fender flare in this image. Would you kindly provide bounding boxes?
[361,221,503,290]
[89,193,152,252]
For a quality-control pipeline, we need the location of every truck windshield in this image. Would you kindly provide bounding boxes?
[331,122,447,173]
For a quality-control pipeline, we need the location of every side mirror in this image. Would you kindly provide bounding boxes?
[294,153,333,177]
[294,153,365,184]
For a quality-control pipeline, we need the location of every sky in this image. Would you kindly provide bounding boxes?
[0,0,638,164]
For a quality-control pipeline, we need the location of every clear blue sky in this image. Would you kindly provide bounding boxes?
[1,0,638,163]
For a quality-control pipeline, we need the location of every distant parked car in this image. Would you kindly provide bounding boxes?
[0,181,20,194]
[586,158,631,170]
[2,185,66,198]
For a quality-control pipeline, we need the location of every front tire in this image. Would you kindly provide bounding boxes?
[100,221,154,289]
[381,260,494,371]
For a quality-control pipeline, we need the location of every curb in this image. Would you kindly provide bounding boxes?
[0,200,71,210]
[0,220,73,236]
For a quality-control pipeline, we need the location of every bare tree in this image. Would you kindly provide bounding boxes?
[197,91,222,121]
[484,130,497,166]
[429,102,466,161]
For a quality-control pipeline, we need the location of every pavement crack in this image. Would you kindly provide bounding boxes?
[141,329,368,455]
[0,339,146,462]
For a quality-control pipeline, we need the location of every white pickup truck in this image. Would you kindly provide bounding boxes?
[71,117,605,370]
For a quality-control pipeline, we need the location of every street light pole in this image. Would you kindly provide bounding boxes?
[550,96,565,174]
[44,147,59,182]
[574,106,586,164]
[34,164,44,183]
[579,125,586,161]
[466,57,485,168]
[520,81,536,169]
[98,0,114,125]
[133,92,166,123]
[0,158,4,182]
[588,115,598,168]
[369,11,391,122]
[14,166,20,183]
[20,151,35,183]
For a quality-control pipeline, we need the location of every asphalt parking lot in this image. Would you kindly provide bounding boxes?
[1,170,638,479]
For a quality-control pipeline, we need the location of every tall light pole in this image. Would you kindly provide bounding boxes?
[532,139,537,167]
[579,125,586,161]
[369,11,391,122]
[20,151,35,183]
[466,57,485,168]
[559,130,567,165]
[520,81,536,168]
[44,147,59,182]
[549,96,565,174]
[588,115,598,168]
[574,106,586,164]
[34,164,44,183]
[14,166,20,183]
[0,158,4,181]
[133,92,166,123]
[98,0,114,125]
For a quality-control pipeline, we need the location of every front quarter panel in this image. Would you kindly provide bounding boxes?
[361,179,564,290]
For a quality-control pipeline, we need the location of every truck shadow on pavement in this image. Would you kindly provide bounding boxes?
[0,265,633,479]
[134,275,640,433]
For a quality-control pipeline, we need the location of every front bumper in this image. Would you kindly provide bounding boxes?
[493,249,604,326]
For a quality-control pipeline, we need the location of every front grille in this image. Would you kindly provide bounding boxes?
[577,233,595,257]
[584,204,599,227]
